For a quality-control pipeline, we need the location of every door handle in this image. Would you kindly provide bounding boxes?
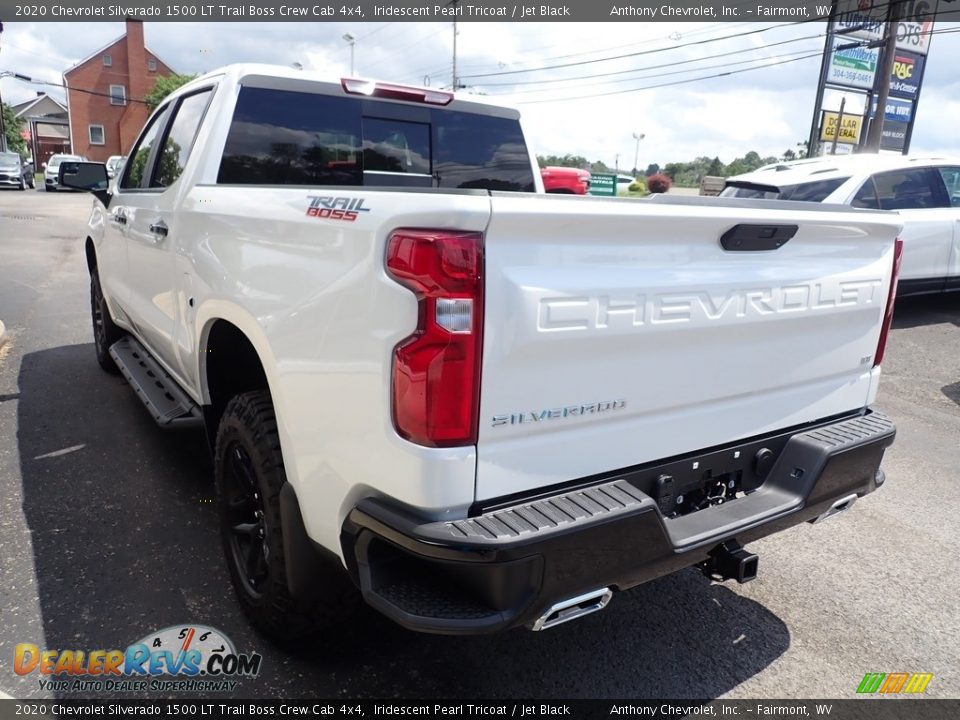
[149,220,169,238]
[113,211,127,225]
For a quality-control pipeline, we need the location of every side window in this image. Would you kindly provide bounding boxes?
[152,89,213,188]
[851,178,879,209]
[937,167,960,208]
[779,177,849,202]
[120,105,171,190]
[218,87,361,186]
[433,113,535,191]
[872,168,948,210]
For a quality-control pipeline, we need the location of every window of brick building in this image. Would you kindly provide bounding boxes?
[109,85,127,106]
[148,58,157,71]
[89,125,105,145]
[103,54,112,67]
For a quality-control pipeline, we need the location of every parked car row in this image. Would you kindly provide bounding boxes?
[722,154,960,297]
[0,152,126,192]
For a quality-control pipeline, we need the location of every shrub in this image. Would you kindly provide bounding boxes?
[628,179,646,193]
[646,173,672,193]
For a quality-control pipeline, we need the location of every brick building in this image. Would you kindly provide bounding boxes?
[64,19,173,161]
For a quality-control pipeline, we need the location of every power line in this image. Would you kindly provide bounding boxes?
[361,25,448,75]
[513,21,960,106]
[516,51,826,105]
[476,30,828,89]
[460,2,911,81]
[461,19,823,80]
[24,79,150,105]
[447,21,755,76]
[502,45,826,97]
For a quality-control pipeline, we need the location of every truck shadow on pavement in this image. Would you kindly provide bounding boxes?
[891,293,960,330]
[16,344,790,700]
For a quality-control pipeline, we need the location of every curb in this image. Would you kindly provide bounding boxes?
[0,319,6,348]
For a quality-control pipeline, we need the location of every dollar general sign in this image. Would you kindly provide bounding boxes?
[821,112,862,144]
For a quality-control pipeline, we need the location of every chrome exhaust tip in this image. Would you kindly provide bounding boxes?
[528,587,613,632]
[810,493,858,524]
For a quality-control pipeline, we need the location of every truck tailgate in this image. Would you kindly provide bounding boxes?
[476,194,901,501]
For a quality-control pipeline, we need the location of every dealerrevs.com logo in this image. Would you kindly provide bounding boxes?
[856,672,933,695]
[14,625,262,693]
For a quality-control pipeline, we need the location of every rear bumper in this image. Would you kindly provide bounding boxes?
[340,410,895,635]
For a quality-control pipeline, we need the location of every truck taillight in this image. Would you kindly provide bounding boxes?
[874,237,903,368]
[386,229,484,447]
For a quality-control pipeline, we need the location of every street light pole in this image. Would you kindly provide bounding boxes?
[342,33,356,75]
[632,132,645,176]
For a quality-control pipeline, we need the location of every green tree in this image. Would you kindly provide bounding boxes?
[782,148,797,161]
[2,102,27,156]
[536,153,585,168]
[706,156,725,176]
[644,163,660,177]
[144,74,197,110]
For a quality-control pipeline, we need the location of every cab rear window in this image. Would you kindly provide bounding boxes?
[218,86,535,192]
[720,177,849,202]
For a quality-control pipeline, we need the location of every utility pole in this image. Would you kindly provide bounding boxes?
[830,96,846,155]
[0,21,5,154]
[342,33,356,75]
[632,132,644,176]
[864,0,904,151]
[452,19,458,89]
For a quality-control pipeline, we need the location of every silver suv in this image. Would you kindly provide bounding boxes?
[0,152,34,190]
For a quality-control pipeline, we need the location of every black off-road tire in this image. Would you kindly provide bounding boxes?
[91,270,124,373]
[215,391,360,645]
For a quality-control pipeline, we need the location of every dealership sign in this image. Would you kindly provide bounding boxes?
[889,50,926,100]
[827,42,879,90]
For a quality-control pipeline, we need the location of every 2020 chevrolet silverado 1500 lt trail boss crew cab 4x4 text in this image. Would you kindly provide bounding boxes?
[60,65,901,642]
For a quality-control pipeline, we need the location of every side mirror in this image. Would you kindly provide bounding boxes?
[42,162,47,169]
[59,161,111,205]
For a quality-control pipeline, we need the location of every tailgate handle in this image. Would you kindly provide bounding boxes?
[720,224,797,251]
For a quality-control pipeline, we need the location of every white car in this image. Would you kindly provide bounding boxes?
[616,174,637,193]
[722,155,960,296]
[43,153,85,191]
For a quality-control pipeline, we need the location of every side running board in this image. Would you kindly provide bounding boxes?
[109,336,203,429]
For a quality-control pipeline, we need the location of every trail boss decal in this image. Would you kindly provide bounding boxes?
[306,196,371,222]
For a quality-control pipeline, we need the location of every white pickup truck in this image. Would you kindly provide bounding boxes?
[61,64,901,642]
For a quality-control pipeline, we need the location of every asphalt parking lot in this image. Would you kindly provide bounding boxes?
[1,188,958,701]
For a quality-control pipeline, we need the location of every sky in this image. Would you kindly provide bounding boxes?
[1,19,959,170]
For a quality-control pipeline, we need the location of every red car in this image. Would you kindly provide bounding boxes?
[540,166,590,194]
